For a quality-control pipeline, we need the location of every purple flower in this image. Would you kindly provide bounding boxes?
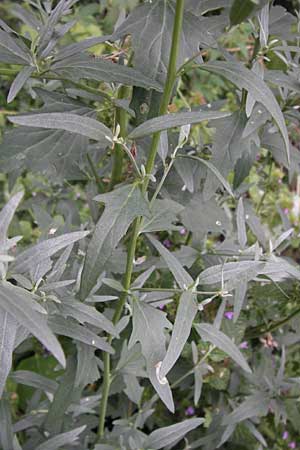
[179,228,187,236]
[159,304,165,310]
[283,431,289,440]
[283,208,289,215]
[239,341,248,349]
[185,406,195,416]
[288,442,296,449]
[224,311,234,320]
[163,239,172,248]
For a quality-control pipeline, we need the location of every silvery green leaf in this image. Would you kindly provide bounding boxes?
[195,323,252,373]
[144,418,204,449]
[48,315,114,353]
[9,113,113,144]
[0,282,65,368]
[131,266,156,289]
[201,61,290,164]
[160,291,198,378]
[11,230,89,274]
[54,35,112,61]
[273,228,294,251]
[123,373,144,405]
[245,420,268,447]
[233,280,248,322]
[59,299,117,336]
[0,397,14,450]
[80,184,149,300]
[75,343,100,388]
[236,198,247,248]
[217,423,236,448]
[147,234,193,289]
[10,370,58,394]
[128,110,229,139]
[0,310,17,397]
[7,66,34,103]
[222,393,269,425]
[129,300,174,412]
[0,29,32,64]
[51,54,162,91]
[141,199,184,233]
[198,261,264,287]
[86,295,118,303]
[258,3,269,48]
[34,426,86,450]
[0,191,23,245]
[194,366,203,406]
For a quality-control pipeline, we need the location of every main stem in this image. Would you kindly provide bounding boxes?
[97,0,185,440]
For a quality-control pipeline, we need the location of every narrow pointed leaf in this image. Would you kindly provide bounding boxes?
[10,370,58,394]
[236,197,247,248]
[0,398,14,450]
[0,310,17,397]
[35,426,86,450]
[195,323,252,373]
[128,110,230,139]
[7,66,34,103]
[0,191,23,244]
[222,393,269,425]
[9,113,113,143]
[145,418,204,449]
[0,282,65,367]
[0,29,31,64]
[80,184,149,300]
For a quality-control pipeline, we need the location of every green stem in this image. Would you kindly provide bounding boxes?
[97,0,185,439]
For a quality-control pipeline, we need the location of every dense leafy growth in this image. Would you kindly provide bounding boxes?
[0,0,300,449]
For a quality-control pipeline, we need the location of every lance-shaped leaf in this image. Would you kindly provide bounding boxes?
[140,199,184,233]
[0,282,65,368]
[35,426,86,450]
[236,197,247,248]
[9,113,113,144]
[7,66,34,103]
[128,110,230,139]
[11,230,89,274]
[10,370,58,394]
[51,54,162,91]
[0,310,17,397]
[200,61,290,164]
[195,323,252,373]
[0,191,23,244]
[0,397,14,450]
[144,418,204,449]
[160,291,198,379]
[222,393,270,425]
[129,300,174,412]
[54,35,112,61]
[0,29,32,64]
[48,315,114,354]
[79,184,149,300]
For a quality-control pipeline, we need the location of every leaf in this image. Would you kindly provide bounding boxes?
[233,280,248,322]
[200,61,290,164]
[9,113,113,143]
[11,230,89,274]
[230,0,257,25]
[147,234,193,289]
[144,418,204,449]
[51,54,162,91]
[0,90,97,181]
[0,310,17,397]
[198,261,264,288]
[160,291,198,378]
[48,315,114,354]
[34,426,86,450]
[114,0,227,83]
[222,393,269,425]
[140,199,184,233]
[0,398,14,450]
[129,300,174,412]
[195,323,252,373]
[0,191,23,245]
[0,282,65,368]
[128,110,230,139]
[79,184,149,300]
[7,66,34,103]
[0,29,31,64]
[54,35,112,61]
[10,370,58,394]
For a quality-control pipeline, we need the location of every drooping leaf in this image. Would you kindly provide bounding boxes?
[160,291,198,378]
[35,426,86,450]
[51,54,162,91]
[129,300,174,412]
[0,310,17,397]
[11,230,89,274]
[147,234,193,289]
[9,113,113,144]
[128,110,230,139]
[0,29,32,64]
[0,282,65,368]
[144,418,204,449]
[195,323,252,373]
[200,61,290,164]
[7,66,34,103]
[222,393,270,425]
[79,184,149,300]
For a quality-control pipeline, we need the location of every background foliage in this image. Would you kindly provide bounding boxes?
[1,0,300,449]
